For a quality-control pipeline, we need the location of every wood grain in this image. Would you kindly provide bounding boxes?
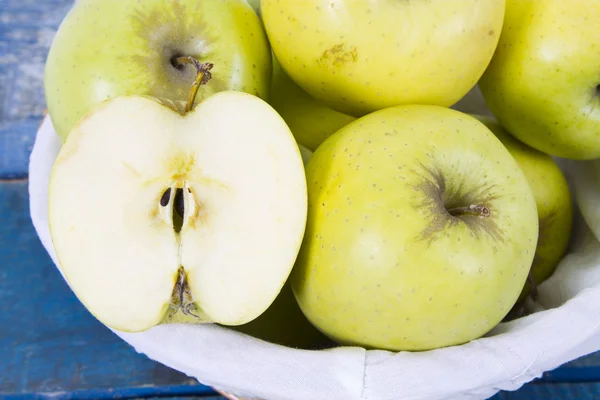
[0,181,218,398]
[2,0,600,399]
[0,0,72,179]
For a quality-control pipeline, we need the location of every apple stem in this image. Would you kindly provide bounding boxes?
[447,204,491,218]
[174,56,214,114]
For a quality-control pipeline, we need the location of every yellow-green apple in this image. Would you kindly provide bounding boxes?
[44,0,272,142]
[230,280,331,349]
[47,84,308,332]
[260,0,506,117]
[478,0,600,160]
[229,145,329,349]
[270,56,356,151]
[247,0,354,150]
[246,0,261,15]
[475,116,573,302]
[291,105,538,351]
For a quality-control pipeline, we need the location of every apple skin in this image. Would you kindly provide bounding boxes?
[44,0,272,142]
[474,116,573,303]
[260,0,505,117]
[230,281,332,349]
[478,0,600,160]
[245,0,261,14]
[291,105,538,351]
[269,56,356,151]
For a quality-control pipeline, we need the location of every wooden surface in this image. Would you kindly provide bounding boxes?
[0,181,219,398]
[3,1,600,399]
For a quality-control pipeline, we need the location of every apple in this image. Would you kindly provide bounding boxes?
[298,144,314,165]
[291,104,538,351]
[47,68,308,332]
[474,116,573,303]
[245,0,261,15]
[228,144,329,349]
[230,280,331,349]
[260,0,506,117]
[44,0,272,142]
[245,0,354,151]
[478,0,600,160]
[269,56,356,151]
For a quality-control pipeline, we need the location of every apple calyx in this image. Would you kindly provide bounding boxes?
[447,204,491,218]
[165,266,206,322]
[170,56,215,114]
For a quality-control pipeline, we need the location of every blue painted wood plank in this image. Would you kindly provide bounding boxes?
[4,0,600,398]
[2,385,220,400]
[492,382,600,400]
[0,0,74,178]
[0,0,72,122]
[0,119,39,179]
[0,180,217,397]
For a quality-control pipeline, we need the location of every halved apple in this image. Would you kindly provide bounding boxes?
[48,91,308,333]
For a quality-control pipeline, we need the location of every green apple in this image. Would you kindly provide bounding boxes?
[478,0,600,160]
[245,0,261,15]
[474,116,573,303]
[230,145,330,349]
[270,56,356,151]
[230,280,331,349]
[291,105,538,351]
[246,0,354,150]
[260,0,506,117]
[47,87,308,332]
[44,0,272,142]
[298,144,314,165]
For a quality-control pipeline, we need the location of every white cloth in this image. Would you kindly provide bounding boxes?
[28,102,600,400]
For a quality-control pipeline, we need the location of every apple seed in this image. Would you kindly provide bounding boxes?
[160,187,172,207]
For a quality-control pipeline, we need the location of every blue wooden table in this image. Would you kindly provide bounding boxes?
[2,1,600,399]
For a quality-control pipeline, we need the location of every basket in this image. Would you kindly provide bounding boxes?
[28,89,600,400]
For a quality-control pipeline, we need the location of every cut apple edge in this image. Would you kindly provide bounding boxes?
[47,91,308,332]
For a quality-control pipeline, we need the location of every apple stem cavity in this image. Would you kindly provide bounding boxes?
[447,204,491,218]
[173,56,215,114]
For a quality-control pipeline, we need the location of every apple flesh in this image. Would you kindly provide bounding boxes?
[260,0,506,117]
[291,105,538,351]
[48,91,308,332]
[478,0,600,159]
[475,116,573,303]
[44,0,272,142]
[229,145,330,349]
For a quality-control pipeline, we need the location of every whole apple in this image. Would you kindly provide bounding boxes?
[474,116,573,303]
[260,0,506,117]
[270,56,356,151]
[291,105,538,351]
[45,0,272,142]
[478,0,600,160]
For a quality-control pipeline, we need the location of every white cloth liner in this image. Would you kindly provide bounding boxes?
[28,103,600,400]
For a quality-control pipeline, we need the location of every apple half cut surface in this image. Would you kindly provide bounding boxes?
[47,91,308,333]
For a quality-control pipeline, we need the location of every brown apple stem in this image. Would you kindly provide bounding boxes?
[447,204,491,218]
[175,56,214,113]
